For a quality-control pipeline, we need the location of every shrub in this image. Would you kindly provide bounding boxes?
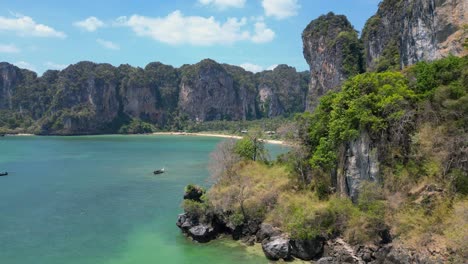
[182,196,212,223]
[344,182,387,244]
[267,192,334,239]
[208,162,290,224]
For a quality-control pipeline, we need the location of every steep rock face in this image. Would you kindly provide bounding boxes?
[178,59,256,121]
[363,0,468,71]
[302,13,363,112]
[361,0,403,71]
[119,62,179,126]
[43,62,120,134]
[337,132,379,202]
[256,65,309,117]
[401,0,468,65]
[0,62,22,110]
[0,59,308,134]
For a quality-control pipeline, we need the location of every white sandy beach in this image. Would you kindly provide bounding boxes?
[152,132,287,145]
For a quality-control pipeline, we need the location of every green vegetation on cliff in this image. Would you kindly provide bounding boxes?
[186,56,467,262]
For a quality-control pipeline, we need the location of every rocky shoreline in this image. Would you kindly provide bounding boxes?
[176,187,444,264]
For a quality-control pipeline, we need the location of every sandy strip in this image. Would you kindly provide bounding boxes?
[152,132,287,145]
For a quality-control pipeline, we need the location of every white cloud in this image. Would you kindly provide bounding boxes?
[96,38,120,50]
[15,61,37,72]
[44,61,68,70]
[198,0,246,10]
[267,64,278,70]
[262,0,300,19]
[0,43,20,53]
[0,14,66,38]
[251,22,275,43]
[117,11,275,46]
[74,16,105,32]
[240,63,280,73]
[240,63,264,73]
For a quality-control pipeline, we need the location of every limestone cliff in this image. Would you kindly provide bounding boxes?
[0,59,308,134]
[302,12,363,112]
[362,0,468,71]
[0,62,23,110]
[256,65,309,117]
[336,132,380,202]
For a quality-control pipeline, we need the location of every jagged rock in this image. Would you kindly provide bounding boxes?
[176,213,196,231]
[256,223,282,242]
[316,257,336,264]
[261,236,292,261]
[366,244,443,264]
[256,65,309,117]
[187,224,217,243]
[337,131,379,202]
[178,59,256,122]
[230,220,260,240]
[290,236,325,260]
[362,0,468,71]
[302,12,363,112]
[321,238,364,264]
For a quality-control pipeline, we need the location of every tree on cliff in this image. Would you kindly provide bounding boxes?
[234,128,269,162]
[209,139,241,183]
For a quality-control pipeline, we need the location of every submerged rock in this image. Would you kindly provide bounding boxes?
[261,236,292,261]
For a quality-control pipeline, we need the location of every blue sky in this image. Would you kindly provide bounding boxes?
[0,0,381,74]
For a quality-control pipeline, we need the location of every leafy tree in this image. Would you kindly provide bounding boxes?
[234,129,269,162]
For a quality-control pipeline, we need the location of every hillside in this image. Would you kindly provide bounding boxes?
[176,0,467,262]
[179,54,467,264]
[0,60,308,135]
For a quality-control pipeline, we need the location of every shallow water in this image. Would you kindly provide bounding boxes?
[0,135,287,264]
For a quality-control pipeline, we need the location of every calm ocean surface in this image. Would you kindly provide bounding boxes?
[0,135,287,264]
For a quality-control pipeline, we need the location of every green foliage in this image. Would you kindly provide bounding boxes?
[373,39,400,72]
[335,31,364,76]
[451,169,468,195]
[234,130,269,162]
[408,55,466,96]
[303,12,353,38]
[118,119,155,134]
[182,198,212,223]
[209,162,291,224]
[303,71,414,170]
[184,184,205,194]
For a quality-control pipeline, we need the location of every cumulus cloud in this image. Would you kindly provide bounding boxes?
[267,64,278,70]
[0,43,20,53]
[0,14,66,38]
[262,0,300,19]
[117,11,274,46]
[240,63,264,73]
[96,38,120,50]
[251,22,275,43]
[198,0,246,10]
[240,63,279,73]
[15,61,37,72]
[44,61,69,70]
[74,16,105,32]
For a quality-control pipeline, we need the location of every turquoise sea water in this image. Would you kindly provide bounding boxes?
[0,135,287,264]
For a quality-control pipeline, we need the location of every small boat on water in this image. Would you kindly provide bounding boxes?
[0,172,8,176]
[153,168,165,175]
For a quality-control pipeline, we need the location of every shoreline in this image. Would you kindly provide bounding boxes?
[151,132,287,145]
[4,132,288,145]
